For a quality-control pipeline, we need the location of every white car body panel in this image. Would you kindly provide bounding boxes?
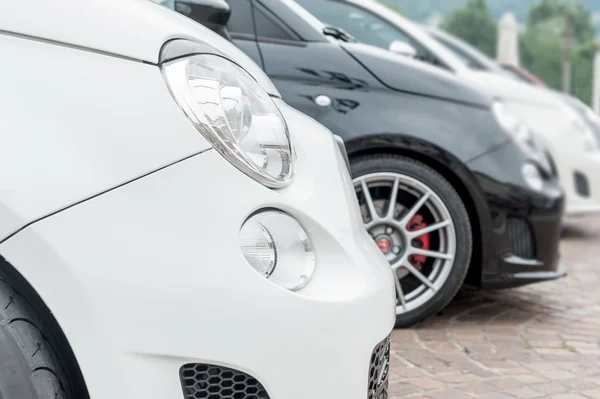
[0,99,396,399]
[0,0,279,97]
[0,32,211,241]
[0,2,395,397]
[343,0,600,216]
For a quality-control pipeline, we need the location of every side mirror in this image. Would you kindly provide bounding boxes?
[389,41,417,58]
[174,0,231,38]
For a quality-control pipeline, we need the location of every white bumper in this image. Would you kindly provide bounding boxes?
[503,101,600,217]
[554,150,600,216]
[0,100,395,399]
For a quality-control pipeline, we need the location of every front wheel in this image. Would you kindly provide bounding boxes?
[352,154,473,328]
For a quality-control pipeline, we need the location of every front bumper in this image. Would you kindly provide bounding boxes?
[467,141,566,289]
[0,101,395,399]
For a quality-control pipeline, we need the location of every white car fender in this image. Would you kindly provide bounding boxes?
[0,33,211,241]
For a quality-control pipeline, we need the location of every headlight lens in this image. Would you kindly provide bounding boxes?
[239,210,316,291]
[584,107,600,126]
[492,102,539,153]
[521,162,544,191]
[163,54,294,187]
[564,105,598,152]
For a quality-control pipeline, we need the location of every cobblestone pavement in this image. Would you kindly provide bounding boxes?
[389,217,600,398]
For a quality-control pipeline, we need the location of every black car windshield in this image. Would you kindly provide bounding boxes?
[150,0,175,8]
[295,0,414,50]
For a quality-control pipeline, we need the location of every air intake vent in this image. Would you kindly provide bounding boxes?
[506,217,535,259]
[368,335,391,399]
[574,171,590,197]
[180,363,270,399]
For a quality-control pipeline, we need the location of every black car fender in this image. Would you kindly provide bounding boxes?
[344,132,497,288]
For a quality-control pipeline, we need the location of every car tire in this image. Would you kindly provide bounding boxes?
[351,154,473,328]
[0,276,71,398]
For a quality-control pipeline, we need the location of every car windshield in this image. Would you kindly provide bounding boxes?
[427,28,517,78]
[149,0,174,8]
[296,0,409,49]
[294,0,468,71]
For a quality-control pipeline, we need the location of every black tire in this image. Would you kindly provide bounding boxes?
[0,276,71,398]
[351,154,473,328]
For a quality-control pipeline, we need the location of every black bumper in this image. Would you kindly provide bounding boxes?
[466,142,566,289]
[481,199,566,289]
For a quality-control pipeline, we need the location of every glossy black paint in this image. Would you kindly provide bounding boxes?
[340,42,492,107]
[175,0,564,288]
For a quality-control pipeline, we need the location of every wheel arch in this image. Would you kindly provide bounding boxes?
[0,254,90,398]
[346,135,495,288]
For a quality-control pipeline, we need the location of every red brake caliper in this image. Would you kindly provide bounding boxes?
[407,215,430,270]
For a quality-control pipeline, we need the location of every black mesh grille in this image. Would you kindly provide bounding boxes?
[368,335,391,399]
[180,363,270,399]
[506,217,535,259]
[575,171,590,197]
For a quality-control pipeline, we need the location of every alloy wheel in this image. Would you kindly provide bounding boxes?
[354,172,457,314]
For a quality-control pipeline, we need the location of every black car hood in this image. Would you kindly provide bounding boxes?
[340,42,493,108]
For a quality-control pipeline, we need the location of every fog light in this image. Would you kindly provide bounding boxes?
[522,162,544,191]
[239,210,316,291]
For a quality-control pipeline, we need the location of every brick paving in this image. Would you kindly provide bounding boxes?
[389,216,600,398]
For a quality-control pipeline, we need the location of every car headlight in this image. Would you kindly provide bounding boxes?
[162,54,294,188]
[584,106,600,126]
[492,102,537,153]
[564,105,598,152]
[521,162,544,191]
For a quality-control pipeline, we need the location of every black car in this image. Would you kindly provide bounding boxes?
[169,0,565,327]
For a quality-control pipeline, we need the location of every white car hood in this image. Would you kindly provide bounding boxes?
[458,70,595,155]
[0,0,280,97]
[459,70,563,108]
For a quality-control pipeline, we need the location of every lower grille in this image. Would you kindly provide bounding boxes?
[368,335,391,399]
[180,363,270,399]
[506,217,535,259]
[575,171,590,197]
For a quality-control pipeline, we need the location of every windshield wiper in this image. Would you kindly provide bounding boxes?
[322,26,355,42]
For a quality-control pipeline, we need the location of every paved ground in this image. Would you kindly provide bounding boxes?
[389,216,600,398]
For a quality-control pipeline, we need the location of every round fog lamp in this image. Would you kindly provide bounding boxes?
[522,163,544,191]
[239,210,316,291]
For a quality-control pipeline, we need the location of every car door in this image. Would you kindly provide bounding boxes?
[226,0,381,121]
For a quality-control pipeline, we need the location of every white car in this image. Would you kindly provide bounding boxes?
[0,1,395,398]
[297,0,600,217]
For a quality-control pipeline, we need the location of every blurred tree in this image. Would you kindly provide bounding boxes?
[444,0,498,57]
[520,0,596,104]
[528,0,595,42]
[383,0,599,25]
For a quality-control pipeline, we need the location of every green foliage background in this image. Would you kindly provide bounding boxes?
[385,0,598,105]
[386,0,599,28]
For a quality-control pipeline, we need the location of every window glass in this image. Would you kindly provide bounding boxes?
[429,34,485,70]
[227,0,255,35]
[149,0,174,8]
[255,7,294,40]
[296,0,417,50]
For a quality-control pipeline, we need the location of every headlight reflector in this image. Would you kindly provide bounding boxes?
[239,210,316,291]
[163,54,293,187]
